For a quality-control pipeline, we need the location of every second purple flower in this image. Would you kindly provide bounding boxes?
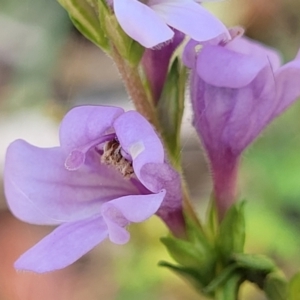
[184,33,300,216]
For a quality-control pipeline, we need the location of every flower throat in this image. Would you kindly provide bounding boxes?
[101,139,134,178]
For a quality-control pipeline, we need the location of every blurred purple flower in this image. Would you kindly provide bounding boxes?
[184,33,300,215]
[4,106,183,273]
[112,0,229,48]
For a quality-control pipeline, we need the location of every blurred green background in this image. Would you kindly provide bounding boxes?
[1,0,300,299]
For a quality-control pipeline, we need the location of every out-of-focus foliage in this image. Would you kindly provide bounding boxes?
[0,0,71,109]
[243,100,300,264]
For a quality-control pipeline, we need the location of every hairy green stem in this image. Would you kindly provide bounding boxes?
[111,47,159,128]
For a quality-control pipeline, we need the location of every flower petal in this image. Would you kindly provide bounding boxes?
[140,162,182,210]
[14,216,108,273]
[59,105,124,155]
[197,45,268,88]
[225,36,282,72]
[150,0,229,42]
[4,140,138,225]
[191,65,276,159]
[182,27,244,69]
[113,0,173,48]
[222,67,277,153]
[142,29,184,103]
[113,111,164,190]
[101,192,165,244]
[182,39,199,68]
[273,51,300,117]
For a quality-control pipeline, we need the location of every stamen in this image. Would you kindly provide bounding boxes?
[101,139,134,178]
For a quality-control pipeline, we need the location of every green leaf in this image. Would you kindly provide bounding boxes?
[203,264,239,294]
[161,234,216,286]
[288,272,300,300]
[158,261,204,292]
[157,58,187,168]
[218,201,246,262]
[160,214,218,287]
[57,0,109,50]
[161,236,208,268]
[184,215,209,246]
[126,39,145,66]
[99,6,144,66]
[231,254,277,274]
[231,254,278,290]
[205,194,219,241]
[264,272,288,300]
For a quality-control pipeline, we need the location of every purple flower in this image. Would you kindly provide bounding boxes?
[112,0,229,48]
[184,33,300,215]
[142,30,185,104]
[4,105,183,272]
